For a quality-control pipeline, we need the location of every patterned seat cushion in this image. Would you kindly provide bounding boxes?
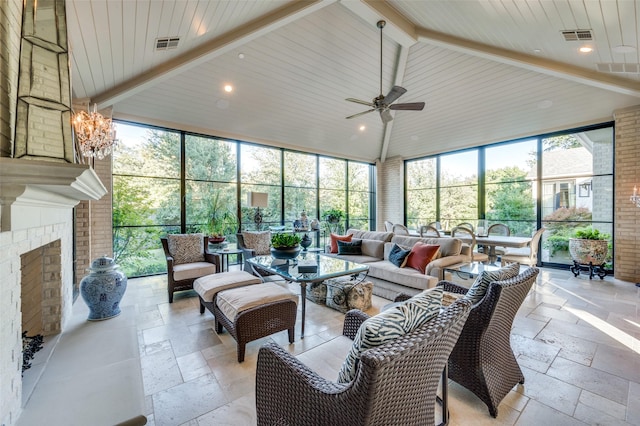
[167,234,205,265]
[241,231,271,255]
[464,262,520,304]
[337,287,443,383]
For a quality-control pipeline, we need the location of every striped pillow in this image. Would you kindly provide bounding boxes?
[464,262,520,304]
[337,288,443,383]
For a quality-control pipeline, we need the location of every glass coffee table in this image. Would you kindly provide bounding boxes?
[443,262,503,288]
[247,252,369,338]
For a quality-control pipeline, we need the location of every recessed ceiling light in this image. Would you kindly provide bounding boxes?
[533,49,542,54]
[224,84,233,93]
[359,125,366,131]
[238,53,245,59]
[613,45,636,54]
[579,46,593,53]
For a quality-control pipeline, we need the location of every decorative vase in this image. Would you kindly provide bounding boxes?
[300,234,312,251]
[270,246,301,260]
[568,239,608,266]
[80,256,127,321]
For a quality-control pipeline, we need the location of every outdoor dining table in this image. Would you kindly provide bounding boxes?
[454,234,532,264]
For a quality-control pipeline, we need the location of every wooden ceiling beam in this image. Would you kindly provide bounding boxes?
[415,27,640,98]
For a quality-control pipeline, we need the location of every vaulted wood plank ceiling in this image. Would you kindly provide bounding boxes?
[67,0,640,163]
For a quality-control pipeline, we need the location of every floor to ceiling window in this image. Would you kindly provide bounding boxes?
[112,121,375,278]
[405,123,614,270]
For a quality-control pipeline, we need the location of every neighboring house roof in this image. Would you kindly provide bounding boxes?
[527,147,593,179]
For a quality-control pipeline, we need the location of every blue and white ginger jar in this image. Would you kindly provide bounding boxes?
[80,256,127,321]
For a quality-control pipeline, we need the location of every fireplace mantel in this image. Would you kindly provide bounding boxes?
[0,158,107,231]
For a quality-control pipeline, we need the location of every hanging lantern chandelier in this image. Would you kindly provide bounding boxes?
[73,104,117,160]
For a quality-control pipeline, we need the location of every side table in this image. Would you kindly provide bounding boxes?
[214,248,243,272]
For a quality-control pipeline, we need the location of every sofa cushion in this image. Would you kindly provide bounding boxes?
[367,261,434,290]
[346,229,394,242]
[388,244,411,267]
[391,235,462,258]
[337,239,362,255]
[358,239,385,259]
[242,231,271,255]
[464,262,520,304]
[167,234,205,265]
[337,287,443,383]
[405,243,440,274]
[330,233,353,253]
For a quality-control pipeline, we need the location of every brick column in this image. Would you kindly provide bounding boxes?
[613,105,640,283]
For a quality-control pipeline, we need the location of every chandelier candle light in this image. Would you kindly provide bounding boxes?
[631,186,640,208]
[73,104,117,159]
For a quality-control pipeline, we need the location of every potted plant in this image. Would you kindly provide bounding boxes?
[568,226,609,266]
[199,191,237,243]
[270,233,302,259]
[323,208,344,224]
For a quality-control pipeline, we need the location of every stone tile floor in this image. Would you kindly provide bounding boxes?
[127,267,638,425]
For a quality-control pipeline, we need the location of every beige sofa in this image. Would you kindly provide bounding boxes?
[325,229,470,300]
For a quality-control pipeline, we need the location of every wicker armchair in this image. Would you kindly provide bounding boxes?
[161,235,221,303]
[255,299,472,426]
[437,266,540,417]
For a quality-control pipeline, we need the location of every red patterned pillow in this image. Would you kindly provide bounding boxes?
[330,233,353,253]
[405,243,440,274]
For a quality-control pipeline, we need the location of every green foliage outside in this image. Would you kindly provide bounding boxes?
[542,207,592,256]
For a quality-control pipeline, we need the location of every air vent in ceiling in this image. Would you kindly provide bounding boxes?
[596,63,640,74]
[561,30,593,41]
[155,37,180,50]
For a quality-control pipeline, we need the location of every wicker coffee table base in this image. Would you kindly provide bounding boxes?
[199,296,297,362]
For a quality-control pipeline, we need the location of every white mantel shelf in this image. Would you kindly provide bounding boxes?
[0,158,107,231]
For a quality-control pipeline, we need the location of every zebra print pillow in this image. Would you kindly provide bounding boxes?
[337,287,443,383]
[464,262,520,304]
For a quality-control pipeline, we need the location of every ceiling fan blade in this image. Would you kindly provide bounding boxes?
[346,109,376,119]
[389,102,425,111]
[380,109,393,123]
[346,98,374,107]
[383,86,407,105]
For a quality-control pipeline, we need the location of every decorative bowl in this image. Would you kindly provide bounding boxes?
[270,246,301,260]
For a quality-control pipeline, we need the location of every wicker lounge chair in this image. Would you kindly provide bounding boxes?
[438,266,540,417]
[255,298,472,426]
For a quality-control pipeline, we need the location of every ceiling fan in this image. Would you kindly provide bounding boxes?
[345,20,425,124]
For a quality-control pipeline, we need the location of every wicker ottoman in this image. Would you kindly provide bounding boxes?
[212,282,298,362]
[195,270,262,315]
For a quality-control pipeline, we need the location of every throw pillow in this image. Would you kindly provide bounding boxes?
[405,242,440,274]
[464,262,520,304]
[167,234,205,265]
[242,231,271,255]
[388,243,411,268]
[337,239,362,255]
[330,233,353,253]
[337,287,443,383]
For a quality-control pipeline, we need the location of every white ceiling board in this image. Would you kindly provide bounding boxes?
[66,0,640,163]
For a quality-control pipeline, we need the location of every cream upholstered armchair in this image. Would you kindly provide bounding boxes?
[161,234,220,303]
[501,227,545,267]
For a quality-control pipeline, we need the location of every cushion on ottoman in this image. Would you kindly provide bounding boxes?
[325,279,373,313]
[194,270,262,302]
[216,283,298,321]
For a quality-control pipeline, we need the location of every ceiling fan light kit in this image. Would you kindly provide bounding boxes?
[345,20,425,124]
